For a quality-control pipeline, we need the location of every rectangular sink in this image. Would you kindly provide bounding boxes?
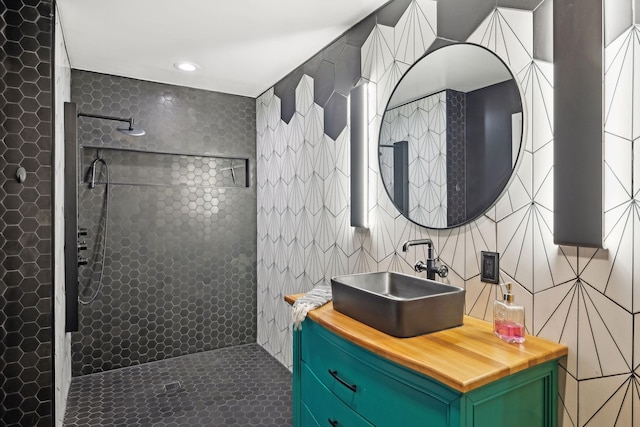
[331,271,465,338]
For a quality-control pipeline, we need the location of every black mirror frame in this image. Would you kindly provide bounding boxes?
[377,42,526,230]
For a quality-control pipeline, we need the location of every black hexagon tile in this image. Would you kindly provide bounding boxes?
[71,70,257,376]
[64,344,292,426]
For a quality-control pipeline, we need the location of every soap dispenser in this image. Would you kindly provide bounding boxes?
[493,282,525,343]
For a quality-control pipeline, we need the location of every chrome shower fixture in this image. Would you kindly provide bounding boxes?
[77,111,146,136]
[87,157,107,189]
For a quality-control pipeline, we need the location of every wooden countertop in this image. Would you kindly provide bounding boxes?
[285,294,567,393]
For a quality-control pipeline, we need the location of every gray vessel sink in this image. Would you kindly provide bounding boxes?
[331,271,465,338]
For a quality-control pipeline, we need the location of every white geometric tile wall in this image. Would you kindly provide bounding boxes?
[574,21,640,427]
[257,0,639,425]
[380,93,448,228]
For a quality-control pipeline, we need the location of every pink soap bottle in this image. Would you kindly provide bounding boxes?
[493,282,525,343]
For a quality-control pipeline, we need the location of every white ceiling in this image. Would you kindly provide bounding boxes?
[56,0,390,98]
[388,44,514,109]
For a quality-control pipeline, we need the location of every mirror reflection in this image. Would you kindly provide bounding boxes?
[379,43,523,229]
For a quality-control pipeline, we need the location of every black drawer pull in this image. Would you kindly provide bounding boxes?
[328,369,357,392]
[328,418,339,426]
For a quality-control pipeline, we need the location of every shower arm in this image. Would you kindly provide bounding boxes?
[77,112,136,130]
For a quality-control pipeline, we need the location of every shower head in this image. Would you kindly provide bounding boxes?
[116,117,145,136]
[78,112,146,137]
[117,126,146,137]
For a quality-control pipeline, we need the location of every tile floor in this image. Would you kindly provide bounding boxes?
[63,344,292,426]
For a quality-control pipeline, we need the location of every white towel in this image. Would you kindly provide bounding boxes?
[291,283,332,330]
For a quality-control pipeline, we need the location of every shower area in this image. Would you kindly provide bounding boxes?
[62,70,291,425]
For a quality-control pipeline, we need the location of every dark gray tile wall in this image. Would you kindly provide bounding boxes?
[437,0,496,41]
[1,1,54,425]
[446,90,466,226]
[377,0,413,26]
[79,148,248,189]
[465,80,521,221]
[71,70,257,376]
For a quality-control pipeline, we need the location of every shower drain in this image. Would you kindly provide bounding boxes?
[164,381,183,392]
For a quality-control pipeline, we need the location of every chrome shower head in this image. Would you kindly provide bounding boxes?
[117,126,146,137]
[78,112,146,137]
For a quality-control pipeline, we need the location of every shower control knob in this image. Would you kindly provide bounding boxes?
[78,228,88,236]
[77,256,88,266]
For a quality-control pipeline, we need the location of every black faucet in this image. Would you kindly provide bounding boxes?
[401,239,448,280]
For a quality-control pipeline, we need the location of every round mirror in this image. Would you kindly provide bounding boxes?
[379,43,524,229]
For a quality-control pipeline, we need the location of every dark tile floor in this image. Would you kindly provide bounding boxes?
[63,344,292,426]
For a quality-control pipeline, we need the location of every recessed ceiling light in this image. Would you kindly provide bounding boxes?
[174,62,198,72]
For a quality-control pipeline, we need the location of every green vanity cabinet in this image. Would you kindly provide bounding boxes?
[293,319,560,427]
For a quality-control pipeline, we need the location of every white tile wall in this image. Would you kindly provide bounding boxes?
[380,93,448,228]
[54,6,72,425]
[257,1,640,425]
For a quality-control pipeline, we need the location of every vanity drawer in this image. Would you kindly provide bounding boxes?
[302,319,457,426]
[302,362,373,427]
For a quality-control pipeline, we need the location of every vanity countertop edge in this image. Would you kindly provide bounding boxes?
[285,293,568,393]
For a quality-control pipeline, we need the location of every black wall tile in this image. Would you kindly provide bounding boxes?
[346,15,377,48]
[437,0,496,41]
[335,44,362,96]
[71,70,257,376]
[274,68,304,124]
[377,0,413,27]
[1,1,54,425]
[313,60,337,107]
[324,92,348,140]
[446,90,466,226]
[303,52,324,78]
[323,36,347,64]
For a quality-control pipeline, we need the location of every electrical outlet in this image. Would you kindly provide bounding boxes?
[480,251,499,284]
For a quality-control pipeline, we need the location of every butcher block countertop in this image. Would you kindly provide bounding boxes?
[285,294,568,393]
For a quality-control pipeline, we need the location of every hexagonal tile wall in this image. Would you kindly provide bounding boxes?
[379,92,448,228]
[446,90,466,225]
[71,70,257,376]
[1,1,54,426]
